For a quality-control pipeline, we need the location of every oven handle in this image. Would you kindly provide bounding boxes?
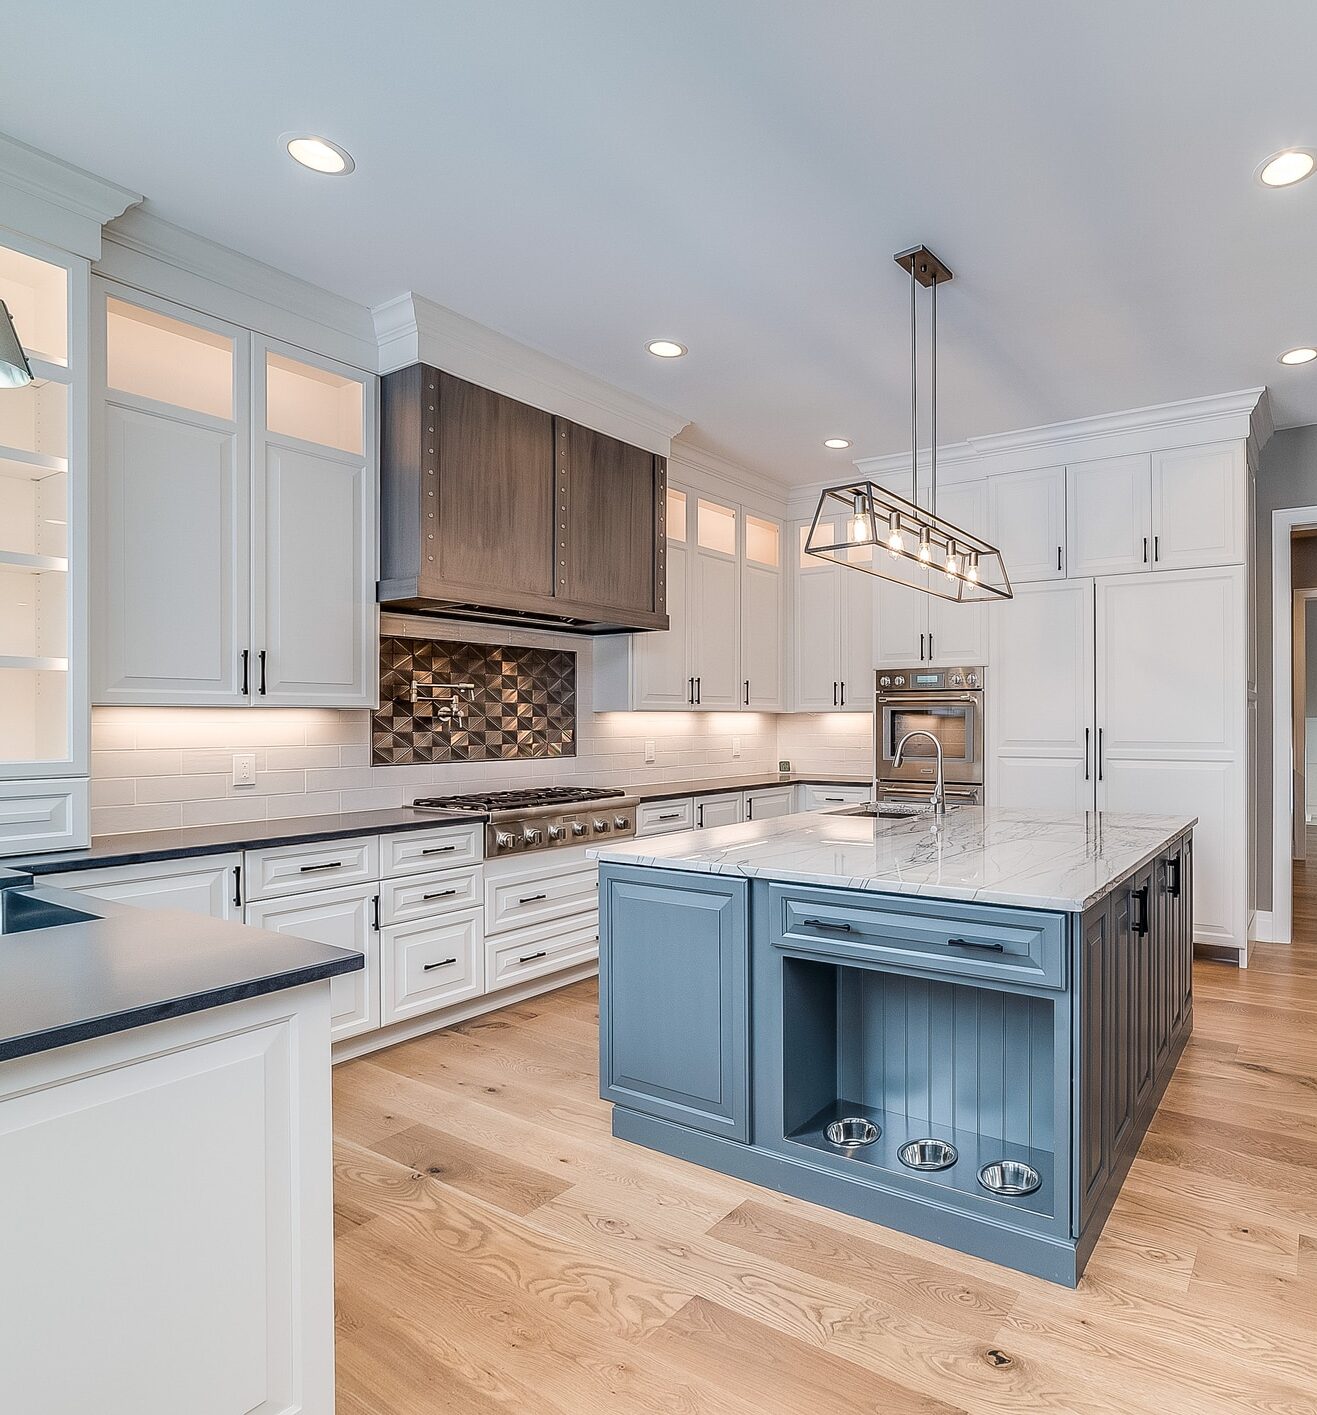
[875,693,982,708]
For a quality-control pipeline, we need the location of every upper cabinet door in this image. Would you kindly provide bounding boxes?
[431,372,555,606]
[252,340,377,707]
[1150,443,1245,571]
[691,499,741,709]
[873,572,927,668]
[92,285,250,705]
[633,486,691,708]
[792,522,842,710]
[1066,455,1152,578]
[925,480,986,666]
[741,514,784,711]
[987,465,1066,583]
[556,420,658,616]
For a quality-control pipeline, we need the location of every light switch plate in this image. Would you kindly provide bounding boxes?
[232,753,256,788]
[644,739,655,764]
[732,737,742,758]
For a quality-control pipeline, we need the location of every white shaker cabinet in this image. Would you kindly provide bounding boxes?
[632,537,691,709]
[745,785,795,819]
[56,854,243,918]
[691,497,742,709]
[791,520,873,710]
[987,465,1066,583]
[91,283,377,708]
[740,514,784,710]
[695,791,743,828]
[1066,454,1153,578]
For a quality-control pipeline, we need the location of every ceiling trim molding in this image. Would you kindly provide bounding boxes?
[373,292,689,457]
[667,438,790,511]
[788,387,1270,515]
[97,206,379,371]
[0,134,139,259]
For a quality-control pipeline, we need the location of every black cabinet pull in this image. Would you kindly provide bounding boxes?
[1084,727,1090,781]
[1153,534,1160,562]
[421,844,457,856]
[423,957,457,971]
[1142,536,1149,564]
[1132,884,1150,936]
[518,893,547,905]
[299,860,343,873]
[232,864,242,908]
[919,633,925,662]
[371,893,381,931]
[694,676,701,704]
[656,811,682,821]
[258,649,268,695]
[697,803,704,827]
[1057,546,1063,572]
[240,648,250,696]
[802,918,854,932]
[518,950,548,964]
[1097,727,1104,782]
[1165,856,1181,898]
[832,681,838,707]
[948,936,1005,952]
[422,888,458,901]
[928,633,934,660]
[744,678,750,706]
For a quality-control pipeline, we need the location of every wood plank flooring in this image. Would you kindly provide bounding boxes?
[333,938,1317,1413]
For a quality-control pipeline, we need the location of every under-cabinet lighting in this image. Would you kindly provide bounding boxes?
[284,135,355,175]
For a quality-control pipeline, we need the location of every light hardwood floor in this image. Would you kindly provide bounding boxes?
[333,941,1317,1414]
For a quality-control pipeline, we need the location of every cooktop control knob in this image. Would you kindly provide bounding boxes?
[494,830,517,850]
[570,821,588,838]
[592,818,611,833]
[522,826,543,846]
[614,815,631,831]
[547,823,566,842]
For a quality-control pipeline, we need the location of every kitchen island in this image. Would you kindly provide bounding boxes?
[593,806,1195,1286]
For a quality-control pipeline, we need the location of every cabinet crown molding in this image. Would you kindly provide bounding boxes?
[373,292,689,458]
[788,387,1271,517]
[97,207,379,372]
[0,133,140,259]
[668,440,791,508]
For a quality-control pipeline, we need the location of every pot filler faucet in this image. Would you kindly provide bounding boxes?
[893,729,946,816]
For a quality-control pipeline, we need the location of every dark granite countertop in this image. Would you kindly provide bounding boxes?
[627,772,869,802]
[12,806,485,877]
[0,875,362,1062]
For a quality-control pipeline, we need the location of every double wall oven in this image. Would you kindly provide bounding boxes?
[873,666,985,806]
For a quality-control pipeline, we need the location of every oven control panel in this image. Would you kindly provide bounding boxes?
[876,667,984,693]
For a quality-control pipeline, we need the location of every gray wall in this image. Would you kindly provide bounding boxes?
[1253,424,1317,912]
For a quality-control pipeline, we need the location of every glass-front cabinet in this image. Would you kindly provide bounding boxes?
[0,235,88,804]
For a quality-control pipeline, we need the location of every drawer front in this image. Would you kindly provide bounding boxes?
[636,797,695,837]
[244,883,379,1039]
[57,853,243,920]
[484,856,598,936]
[487,916,599,993]
[0,778,89,856]
[799,784,870,812]
[379,865,482,926]
[381,908,484,1024]
[381,824,483,878]
[244,835,379,901]
[772,884,1067,990]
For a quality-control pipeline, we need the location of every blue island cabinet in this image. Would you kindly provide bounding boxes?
[598,867,749,1140]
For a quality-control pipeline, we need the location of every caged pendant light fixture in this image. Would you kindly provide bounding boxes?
[805,246,1011,603]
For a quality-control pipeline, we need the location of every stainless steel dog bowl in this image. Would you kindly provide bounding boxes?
[977,1159,1042,1196]
[824,1117,880,1148]
[898,1138,959,1171]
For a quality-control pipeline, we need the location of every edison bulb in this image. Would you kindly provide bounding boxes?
[917,533,933,564]
[966,557,980,584]
[944,550,960,580]
[886,526,905,558]
[849,511,873,543]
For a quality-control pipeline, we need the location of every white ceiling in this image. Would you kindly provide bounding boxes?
[3,1,1315,486]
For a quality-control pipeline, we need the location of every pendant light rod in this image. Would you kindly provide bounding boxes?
[909,258,918,511]
[930,265,937,517]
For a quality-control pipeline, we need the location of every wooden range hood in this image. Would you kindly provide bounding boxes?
[378,365,669,635]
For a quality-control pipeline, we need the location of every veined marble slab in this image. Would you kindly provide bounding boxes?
[592,807,1197,913]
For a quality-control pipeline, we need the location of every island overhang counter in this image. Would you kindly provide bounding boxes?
[592,807,1196,1286]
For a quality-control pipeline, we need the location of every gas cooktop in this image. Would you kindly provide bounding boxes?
[412,786,626,814]
[412,786,638,856]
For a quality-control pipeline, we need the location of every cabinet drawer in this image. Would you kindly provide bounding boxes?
[57,854,242,919]
[484,855,598,936]
[381,823,483,877]
[799,784,870,812]
[379,864,481,926]
[772,885,1067,990]
[243,835,378,901]
[0,778,89,855]
[381,907,484,1024]
[636,797,695,836]
[486,916,600,993]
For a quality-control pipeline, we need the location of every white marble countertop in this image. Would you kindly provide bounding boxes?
[592,806,1197,913]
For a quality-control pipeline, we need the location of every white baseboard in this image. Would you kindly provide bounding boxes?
[1250,909,1274,943]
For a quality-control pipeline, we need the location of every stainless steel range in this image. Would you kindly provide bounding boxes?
[412,786,638,856]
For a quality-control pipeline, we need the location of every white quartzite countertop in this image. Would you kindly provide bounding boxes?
[592,806,1197,913]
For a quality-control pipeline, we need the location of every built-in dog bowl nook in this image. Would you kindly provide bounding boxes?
[824,1116,880,1148]
[780,957,1057,1224]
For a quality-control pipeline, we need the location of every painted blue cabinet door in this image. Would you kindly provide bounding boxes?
[599,866,749,1141]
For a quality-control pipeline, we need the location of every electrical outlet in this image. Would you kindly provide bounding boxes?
[232,753,256,788]
[644,739,656,764]
[732,737,742,759]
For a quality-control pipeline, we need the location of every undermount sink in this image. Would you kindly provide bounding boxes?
[829,802,961,819]
[0,889,98,935]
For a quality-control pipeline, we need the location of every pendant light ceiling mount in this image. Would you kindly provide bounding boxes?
[805,243,1011,604]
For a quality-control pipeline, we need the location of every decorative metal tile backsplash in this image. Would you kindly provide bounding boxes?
[372,637,576,765]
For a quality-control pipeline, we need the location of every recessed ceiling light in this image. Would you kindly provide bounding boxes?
[1258,149,1315,188]
[823,438,852,450]
[645,339,687,358]
[1279,346,1317,365]
[283,134,355,175]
